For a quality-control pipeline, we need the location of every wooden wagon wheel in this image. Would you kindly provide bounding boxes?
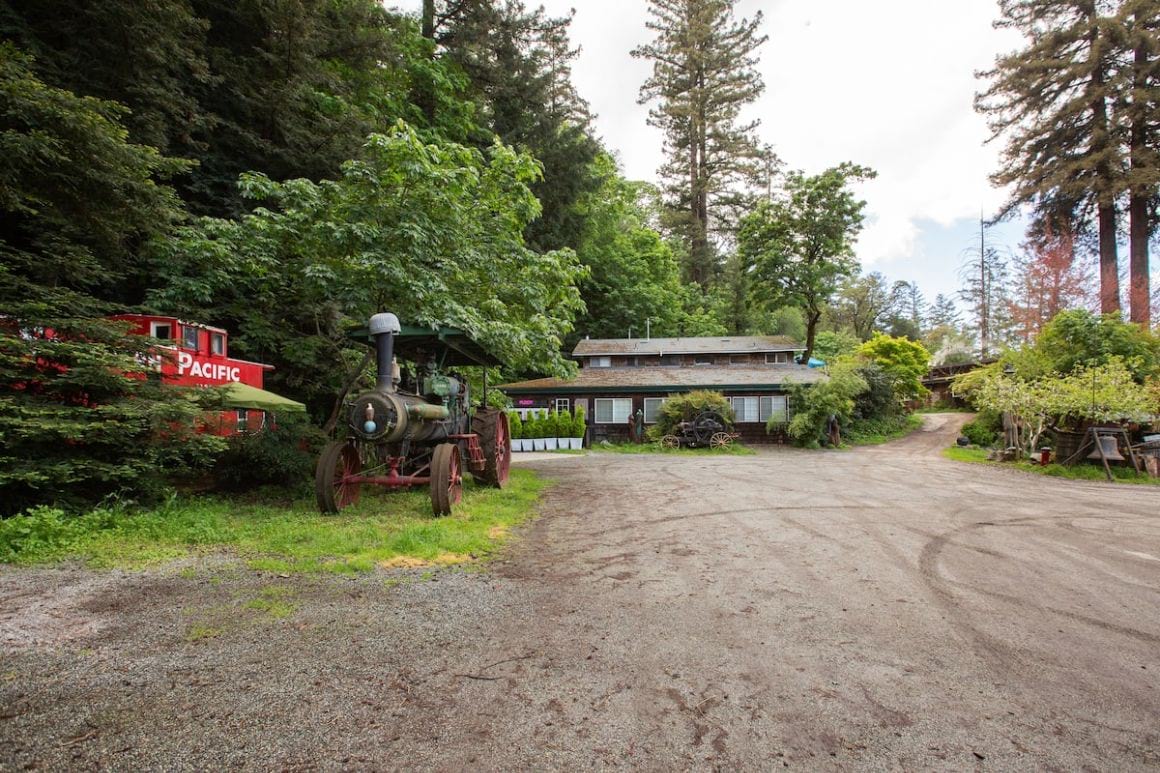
[471,408,510,488]
[430,442,463,516]
[315,441,362,514]
[660,435,681,449]
[709,431,733,449]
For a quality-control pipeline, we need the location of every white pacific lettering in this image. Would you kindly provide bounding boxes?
[178,354,241,382]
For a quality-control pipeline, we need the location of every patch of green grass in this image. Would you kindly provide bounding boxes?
[942,446,1160,485]
[844,414,923,446]
[0,468,546,572]
[185,624,223,641]
[589,441,756,456]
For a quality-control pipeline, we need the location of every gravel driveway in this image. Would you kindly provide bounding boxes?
[2,414,1158,770]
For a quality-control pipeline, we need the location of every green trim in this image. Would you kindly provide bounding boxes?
[503,383,799,395]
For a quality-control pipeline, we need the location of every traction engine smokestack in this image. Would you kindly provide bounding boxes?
[369,312,401,393]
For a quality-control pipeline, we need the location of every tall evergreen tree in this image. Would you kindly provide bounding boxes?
[958,233,1014,358]
[928,294,962,329]
[1118,0,1160,324]
[977,0,1124,314]
[632,0,769,288]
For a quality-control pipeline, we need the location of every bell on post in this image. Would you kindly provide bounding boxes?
[1088,435,1125,461]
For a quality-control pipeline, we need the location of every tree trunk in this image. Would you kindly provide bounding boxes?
[322,349,373,435]
[1089,11,1121,315]
[1129,39,1151,325]
[1098,202,1121,314]
[802,309,821,364]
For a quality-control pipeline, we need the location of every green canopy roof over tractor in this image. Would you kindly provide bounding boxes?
[214,382,306,413]
[345,323,502,367]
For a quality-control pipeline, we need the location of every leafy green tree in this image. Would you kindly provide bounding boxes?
[571,155,688,340]
[829,271,896,341]
[153,123,586,419]
[633,0,770,287]
[856,333,931,401]
[1036,309,1160,381]
[812,330,860,364]
[739,163,876,362]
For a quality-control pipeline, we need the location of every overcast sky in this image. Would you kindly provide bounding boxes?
[391,0,1034,305]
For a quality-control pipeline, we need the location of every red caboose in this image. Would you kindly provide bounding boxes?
[110,314,302,435]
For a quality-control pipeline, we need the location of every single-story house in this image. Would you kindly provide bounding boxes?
[499,335,826,443]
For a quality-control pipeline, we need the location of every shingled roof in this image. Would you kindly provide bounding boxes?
[572,335,802,357]
[499,364,825,394]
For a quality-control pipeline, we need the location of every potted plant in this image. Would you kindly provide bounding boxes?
[508,412,525,452]
[544,409,559,450]
[569,406,585,449]
[531,410,547,451]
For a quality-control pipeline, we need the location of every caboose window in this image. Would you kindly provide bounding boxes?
[182,326,199,350]
[211,333,225,355]
[150,322,172,340]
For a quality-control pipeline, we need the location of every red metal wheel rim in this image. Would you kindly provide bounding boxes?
[335,444,361,508]
[449,445,463,505]
[495,413,510,484]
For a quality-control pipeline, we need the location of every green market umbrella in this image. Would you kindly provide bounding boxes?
[213,382,306,413]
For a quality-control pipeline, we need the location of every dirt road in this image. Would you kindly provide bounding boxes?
[2,414,1158,770]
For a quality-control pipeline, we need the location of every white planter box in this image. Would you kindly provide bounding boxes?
[545,438,559,450]
[533,438,546,451]
[568,437,583,450]
[513,439,528,452]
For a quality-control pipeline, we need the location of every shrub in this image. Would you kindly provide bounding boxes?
[961,410,1002,447]
[856,333,931,401]
[507,411,523,440]
[648,390,733,440]
[213,416,326,492]
[780,364,868,447]
[572,406,586,437]
[851,362,899,421]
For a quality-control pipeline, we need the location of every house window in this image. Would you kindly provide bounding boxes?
[235,409,248,432]
[594,398,632,424]
[182,325,199,351]
[761,395,789,424]
[150,321,172,340]
[765,352,790,364]
[659,355,680,366]
[643,397,667,423]
[211,333,225,356]
[694,355,714,365]
[554,398,571,414]
[730,355,750,365]
[731,396,760,423]
[589,356,611,368]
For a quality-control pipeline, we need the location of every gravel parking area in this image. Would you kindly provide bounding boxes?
[1,414,1158,770]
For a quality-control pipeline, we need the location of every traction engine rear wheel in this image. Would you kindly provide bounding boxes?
[660,435,681,449]
[316,441,362,514]
[471,409,511,488]
[431,443,462,516]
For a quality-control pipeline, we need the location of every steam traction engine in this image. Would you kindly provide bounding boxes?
[315,313,510,516]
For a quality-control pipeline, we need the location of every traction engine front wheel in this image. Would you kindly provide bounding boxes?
[316,441,362,514]
[431,443,463,516]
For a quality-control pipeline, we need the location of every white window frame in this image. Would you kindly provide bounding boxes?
[150,321,172,340]
[211,332,225,355]
[761,395,789,424]
[693,354,714,365]
[589,356,611,368]
[730,396,760,423]
[594,398,632,424]
[182,325,199,351]
[765,352,790,364]
[554,398,571,414]
[643,397,667,424]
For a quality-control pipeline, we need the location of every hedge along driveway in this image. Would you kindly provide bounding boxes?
[0,469,546,573]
